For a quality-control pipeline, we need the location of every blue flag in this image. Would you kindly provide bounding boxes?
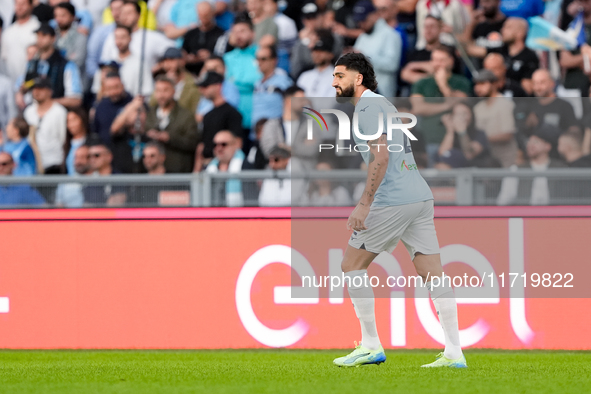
[526,14,585,51]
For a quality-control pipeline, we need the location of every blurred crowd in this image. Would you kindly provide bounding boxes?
[0,0,591,207]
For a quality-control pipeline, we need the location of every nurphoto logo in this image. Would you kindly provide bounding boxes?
[303,107,419,153]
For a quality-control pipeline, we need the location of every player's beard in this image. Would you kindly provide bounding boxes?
[335,83,355,103]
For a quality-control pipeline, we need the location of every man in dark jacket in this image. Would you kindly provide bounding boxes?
[145,75,199,173]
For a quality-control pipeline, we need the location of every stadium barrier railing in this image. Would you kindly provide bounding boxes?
[1,168,591,208]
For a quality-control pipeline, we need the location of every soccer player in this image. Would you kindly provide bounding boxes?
[331,53,466,368]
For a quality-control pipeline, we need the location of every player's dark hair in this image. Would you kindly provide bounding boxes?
[122,0,141,16]
[335,53,378,92]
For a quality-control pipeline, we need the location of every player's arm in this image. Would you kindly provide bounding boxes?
[347,134,389,231]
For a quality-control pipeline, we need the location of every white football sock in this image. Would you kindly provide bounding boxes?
[345,270,381,351]
[426,278,463,360]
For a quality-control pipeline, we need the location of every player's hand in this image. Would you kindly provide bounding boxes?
[347,203,370,232]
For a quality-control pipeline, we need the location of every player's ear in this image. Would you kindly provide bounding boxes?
[356,73,363,87]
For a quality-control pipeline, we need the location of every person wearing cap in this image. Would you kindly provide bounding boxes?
[497,124,567,206]
[182,1,225,75]
[194,71,243,172]
[290,2,343,80]
[100,1,174,73]
[145,75,199,173]
[251,45,293,130]
[53,1,87,72]
[21,22,83,109]
[473,68,518,168]
[352,0,402,98]
[0,0,40,84]
[296,29,336,99]
[151,47,201,114]
[195,55,241,120]
[23,77,68,174]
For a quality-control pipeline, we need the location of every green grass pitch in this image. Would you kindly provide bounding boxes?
[0,349,589,393]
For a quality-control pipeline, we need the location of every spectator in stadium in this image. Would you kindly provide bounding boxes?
[560,0,591,97]
[0,0,40,83]
[195,55,240,120]
[300,161,353,207]
[48,0,93,36]
[94,72,132,142]
[53,2,87,72]
[258,145,291,207]
[64,108,88,175]
[401,15,442,85]
[289,2,343,80]
[55,144,92,208]
[108,93,146,173]
[83,142,127,206]
[95,24,153,97]
[296,29,336,98]
[0,152,45,206]
[194,71,243,172]
[142,141,166,174]
[410,45,471,166]
[526,69,580,135]
[558,131,591,167]
[162,0,200,42]
[251,45,293,130]
[374,0,409,67]
[182,1,225,75]
[23,77,68,174]
[497,125,566,206]
[0,71,18,133]
[20,23,83,109]
[224,14,261,134]
[266,0,298,73]
[437,101,495,169]
[352,0,402,98]
[145,76,199,173]
[86,0,124,80]
[473,69,517,167]
[483,52,528,97]
[0,117,37,176]
[152,47,201,114]
[331,0,364,48]
[242,118,268,170]
[260,85,319,171]
[246,0,278,44]
[206,130,245,207]
[467,17,538,95]
[414,0,470,49]
[102,0,157,31]
[469,0,506,54]
[101,0,174,72]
